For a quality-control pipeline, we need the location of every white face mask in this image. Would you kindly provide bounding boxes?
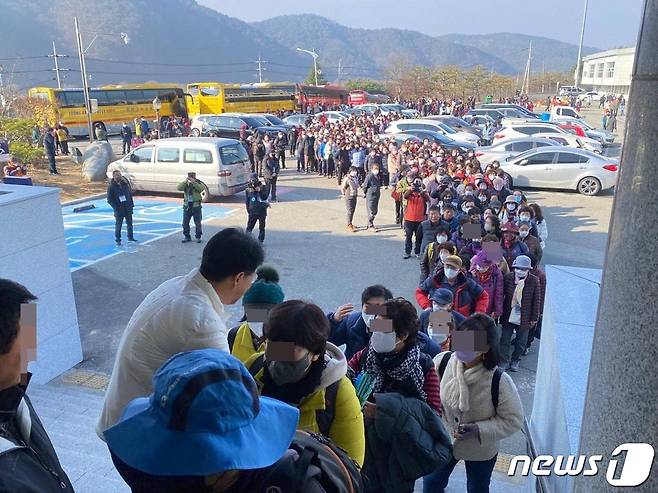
[444,267,459,279]
[484,223,494,232]
[371,330,397,353]
[250,322,264,338]
[432,302,450,311]
[478,195,487,202]
[519,230,529,238]
[506,203,516,211]
[519,214,531,221]
[372,169,379,175]
[361,313,375,328]
[439,252,450,262]
[436,235,448,244]
[350,171,358,177]
[476,264,489,273]
[515,269,528,279]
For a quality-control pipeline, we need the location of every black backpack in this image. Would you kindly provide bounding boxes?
[247,354,340,438]
[247,431,364,493]
[437,352,502,410]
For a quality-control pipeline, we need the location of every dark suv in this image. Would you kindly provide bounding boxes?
[191,113,283,139]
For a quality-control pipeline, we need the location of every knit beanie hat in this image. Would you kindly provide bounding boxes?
[242,265,284,306]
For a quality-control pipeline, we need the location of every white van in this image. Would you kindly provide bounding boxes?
[558,86,584,97]
[106,137,250,200]
[551,106,583,120]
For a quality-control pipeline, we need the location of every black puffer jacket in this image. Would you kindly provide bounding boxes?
[362,392,452,493]
[0,382,74,493]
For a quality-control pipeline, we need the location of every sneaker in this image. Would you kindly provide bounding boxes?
[414,253,420,258]
[182,238,192,243]
[509,360,520,372]
[196,238,202,243]
[403,253,411,259]
[128,237,138,242]
[115,240,122,246]
[522,347,529,356]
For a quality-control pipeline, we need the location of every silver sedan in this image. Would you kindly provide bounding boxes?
[500,146,618,196]
[475,137,560,164]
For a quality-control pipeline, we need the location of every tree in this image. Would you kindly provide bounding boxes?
[304,60,328,85]
[344,79,388,94]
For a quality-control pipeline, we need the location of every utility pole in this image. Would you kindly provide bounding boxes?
[574,0,589,86]
[541,61,545,93]
[74,17,94,142]
[337,59,343,83]
[522,40,532,94]
[256,56,267,84]
[48,41,69,89]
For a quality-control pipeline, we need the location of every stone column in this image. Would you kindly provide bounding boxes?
[575,1,658,492]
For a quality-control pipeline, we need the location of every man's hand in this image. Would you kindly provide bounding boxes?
[332,303,354,323]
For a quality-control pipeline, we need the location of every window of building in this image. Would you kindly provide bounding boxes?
[588,64,596,77]
[596,63,605,78]
[606,62,615,78]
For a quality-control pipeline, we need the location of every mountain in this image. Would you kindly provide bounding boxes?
[2,1,601,92]
[1,0,308,90]
[439,33,600,74]
[252,15,518,79]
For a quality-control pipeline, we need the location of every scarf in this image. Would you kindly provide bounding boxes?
[475,267,493,285]
[364,343,426,402]
[441,356,486,414]
[261,359,326,406]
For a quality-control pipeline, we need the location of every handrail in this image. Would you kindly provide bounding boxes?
[524,416,550,493]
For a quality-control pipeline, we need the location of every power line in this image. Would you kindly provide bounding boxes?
[84,57,254,67]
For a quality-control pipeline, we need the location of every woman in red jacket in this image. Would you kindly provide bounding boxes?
[347,297,442,415]
[402,175,430,259]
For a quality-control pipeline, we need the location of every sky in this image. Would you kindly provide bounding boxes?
[199,0,642,49]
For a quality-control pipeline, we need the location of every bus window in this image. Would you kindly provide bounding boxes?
[125,90,146,104]
[90,90,111,106]
[107,91,128,104]
[61,90,85,107]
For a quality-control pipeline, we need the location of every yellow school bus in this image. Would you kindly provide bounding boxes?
[185,82,296,117]
[28,84,187,138]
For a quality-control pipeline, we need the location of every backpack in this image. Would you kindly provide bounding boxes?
[437,352,502,410]
[247,354,340,438]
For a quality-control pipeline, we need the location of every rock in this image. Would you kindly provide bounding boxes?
[81,141,113,182]
[69,146,84,165]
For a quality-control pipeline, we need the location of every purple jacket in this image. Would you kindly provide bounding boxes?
[470,263,504,316]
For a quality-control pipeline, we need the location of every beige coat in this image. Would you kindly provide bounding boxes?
[435,351,523,461]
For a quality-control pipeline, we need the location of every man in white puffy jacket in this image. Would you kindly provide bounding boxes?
[96,228,264,438]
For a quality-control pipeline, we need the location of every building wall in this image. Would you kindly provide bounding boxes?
[580,48,635,96]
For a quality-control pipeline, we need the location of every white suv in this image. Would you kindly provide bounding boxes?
[385,119,480,145]
[493,122,569,143]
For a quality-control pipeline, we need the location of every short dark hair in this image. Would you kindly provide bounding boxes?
[427,205,440,214]
[0,279,37,355]
[361,285,393,306]
[529,203,544,222]
[458,313,500,370]
[200,228,264,282]
[383,298,419,346]
[266,300,329,355]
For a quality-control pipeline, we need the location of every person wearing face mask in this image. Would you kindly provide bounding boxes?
[425,314,523,493]
[500,256,540,372]
[450,217,473,252]
[348,298,452,493]
[419,205,445,255]
[523,254,546,356]
[341,166,361,232]
[440,203,460,234]
[361,163,382,231]
[489,197,503,221]
[328,285,393,360]
[391,166,410,226]
[416,255,489,317]
[500,222,529,268]
[491,177,511,203]
[245,300,365,466]
[419,288,466,347]
[420,238,455,282]
[476,189,490,207]
[228,265,285,363]
[500,195,519,224]
[517,206,539,237]
[424,165,442,208]
[529,203,548,249]
[518,221,543,265]
[468,251,504,322]
[511,190,526,207]
[402,175,430,259]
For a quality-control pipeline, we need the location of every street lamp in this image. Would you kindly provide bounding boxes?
[74,16,130,142]
[152,97,162,139]
[297,47,319,86]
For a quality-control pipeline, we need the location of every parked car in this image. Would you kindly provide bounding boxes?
[551,116,615,146]
[551,106,583,120]
[377,133,422,147]
[577,91,603,104]
[465,108,506,123]
[106,138,250,199]
[532,132,603,154]
[500,146,617,196]
[190,113,281,139]
[493,122,569,142]
[463,114,497,128]
[315,111,348,123]
[423,115,483,138]
[557,122,587,137]
[558,86,585,96]
[390,129,477,151]
[282,114,311,128]
[253,113,295,133]
[385,119,480,146]
[379,103,420,117]
[481,104,539,119]
[475,137,560,163]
